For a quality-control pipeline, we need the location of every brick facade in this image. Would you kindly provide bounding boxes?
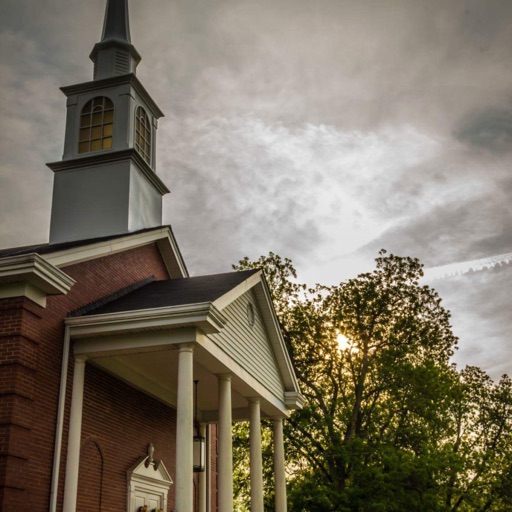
[0,243,208,511]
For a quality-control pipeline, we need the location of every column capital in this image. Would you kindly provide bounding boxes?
[74,355,88,364]
[216,372,232,382]
[247,397,260,405]
[178,342,195,353]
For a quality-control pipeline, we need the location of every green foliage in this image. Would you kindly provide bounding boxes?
[232,251,512,512]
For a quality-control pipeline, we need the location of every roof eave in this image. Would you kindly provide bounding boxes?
[43,226,188,279]
[66,302,227,338]
[0,253,75,295]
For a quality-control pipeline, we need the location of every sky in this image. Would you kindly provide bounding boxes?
[0,0,511,380]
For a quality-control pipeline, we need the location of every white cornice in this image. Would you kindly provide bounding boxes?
[46,149,170,196]
[66,302,227,338]
[0,254,75,307]
[60,73,164,118]
[0,254,75,294]
[284,391,306,410]
[212,270,263,310]
[44,227,188,279]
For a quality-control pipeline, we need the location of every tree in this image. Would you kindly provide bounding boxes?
[233,251,511,512]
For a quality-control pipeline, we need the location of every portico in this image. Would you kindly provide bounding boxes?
[61,269,304,512]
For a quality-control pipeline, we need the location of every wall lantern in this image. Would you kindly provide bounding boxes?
[193,380,206,472]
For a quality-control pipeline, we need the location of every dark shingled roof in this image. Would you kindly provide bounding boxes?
[0,226,173,259]
[83,269,260,316]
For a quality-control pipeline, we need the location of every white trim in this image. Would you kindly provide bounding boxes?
[0,253,75,307]
[72,328,198,357]
[211,271,303,405]
[212,270,263,310]
[49,326,71,512]
[252,281,302,396]
[127,454,173,512]
[66,303,226,339]
[47,149,170,196]
[198,334,293,417]
[44,226,188,278]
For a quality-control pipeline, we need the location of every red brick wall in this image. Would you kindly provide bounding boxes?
[77,364,177,512]
[0,243,176,511]
[0,297,44,510]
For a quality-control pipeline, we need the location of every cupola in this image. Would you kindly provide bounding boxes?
[47,0,169,244]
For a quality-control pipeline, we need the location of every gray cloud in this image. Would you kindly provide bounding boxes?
[434,262,512,380]
[1,0,511,378]
[457,107,512,152]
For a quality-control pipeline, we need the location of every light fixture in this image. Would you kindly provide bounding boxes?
[193,380,206,472]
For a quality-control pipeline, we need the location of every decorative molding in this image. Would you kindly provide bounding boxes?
[127,446,172,512]
[60,73,164,118]
[46,148,170,196]
[284,391,306,409]
[0,253,75,307]
[43,226,188,279]
[66,302,227,338]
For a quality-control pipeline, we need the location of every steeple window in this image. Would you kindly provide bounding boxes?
[135,106,151,164]
[78,97,114,154]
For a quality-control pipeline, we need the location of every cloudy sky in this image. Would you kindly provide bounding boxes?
[1,0,511,379]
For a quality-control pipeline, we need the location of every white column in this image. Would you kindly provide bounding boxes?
[217,374,233,512]
[249,399,264,512]
[273,418,287,512]
[175,343,195,512]
[63,356,87,512]
[198,422,207,512]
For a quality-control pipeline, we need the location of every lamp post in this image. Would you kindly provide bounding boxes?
[193,380,205,472]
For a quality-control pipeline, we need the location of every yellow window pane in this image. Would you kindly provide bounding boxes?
[91,140,102,151]
[79,128,90,141]
[80,115,91,128]
[82,102,92,114]
[103,138,112,149]
[104,110,113,123]
[79,142,89,153]
[91,126,102,138]
[103,124,113,137]
[91,113,102,125]
[104,98,113,109]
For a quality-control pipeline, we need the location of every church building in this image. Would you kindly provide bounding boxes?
[0,1,304,511]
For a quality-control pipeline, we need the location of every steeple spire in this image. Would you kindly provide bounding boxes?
[101,0,131,44]
[90,0,141,80]
[47,0,167,244]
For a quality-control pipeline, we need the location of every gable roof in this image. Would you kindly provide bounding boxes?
[66,266,305,415]
[0,225,188,279]
[83,269,259,315]
[0,226,171,258]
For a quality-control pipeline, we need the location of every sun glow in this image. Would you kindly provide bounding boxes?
[336,333,359,354]
[337,333,350,351]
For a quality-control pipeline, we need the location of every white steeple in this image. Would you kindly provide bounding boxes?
[90,0,141,80]
[47,0,169,244]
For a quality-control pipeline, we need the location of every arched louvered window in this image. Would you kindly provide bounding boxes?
[135,106,151,164]
[78,97,114,154]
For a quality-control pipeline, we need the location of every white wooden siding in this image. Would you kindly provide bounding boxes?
[210,291,285,399]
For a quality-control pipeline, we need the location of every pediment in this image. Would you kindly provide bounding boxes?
[128,455,173,488]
